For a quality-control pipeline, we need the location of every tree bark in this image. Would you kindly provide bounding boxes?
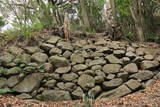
[79,0,91,29]
[130,0,145,42]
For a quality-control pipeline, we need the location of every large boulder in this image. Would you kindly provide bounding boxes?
[31,52,48,63]
[123,63,138,74]
[37,90,71,101]
[130,70,154,81]
[103,78,123,89]
[141,60,159,70]
[98,85,131,99]
[50,56,70,68]
[13,73,43,93]
[102,64,121,74]
[105,55,122,64]
[78,74,95,90]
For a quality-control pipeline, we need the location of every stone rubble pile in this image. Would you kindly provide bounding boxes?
[0,35,160,102]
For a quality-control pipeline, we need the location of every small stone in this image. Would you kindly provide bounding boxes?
[56,82,65,90]
[125,79,141,91]
[31,52,48,63]
[88,86,102,97]
[78,74,95,90]
[70,54,85,64]
[0,53,15,65]
[84,70,95,76]
[46,36,60,44]
[125,51,136,59]
[127,47,135,52]
[16,93,32,99]
[106,74,115,80]
[122,57,130,64]
[130,70,154,81]
[63,51,72,59]
[103,64,121,74]
[55,66,71,74]
[71,87,84,99]
[44,79,56,88]
[24,46,43,54]
[103,78,123,89]
[105,55,122,64]
[0,77,7,88]
[98,85,131,99]
[141,60,159,70]
[37,90,71,101]
[4,67,22,76]
[95,76,104,84]
[95,70,106,77]
[145,79,156,87]
[91,65,102,71]
[40,43,55,52]
[88,58,106,67]
[136,49,144,56]
[50,56,70,68]
[49,47,62,55]
[113,50,125,58]
[123,63,138,74]
[6,75,20,87]
[72,64,88,71]
[81,51,90,58]
[57,42,73,51]
[64,82,77,92]
[98,47,112,53]
[62,73,78,82]
[117,72,128,82]
[144,54,154,60]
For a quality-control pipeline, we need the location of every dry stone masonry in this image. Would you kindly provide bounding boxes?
[0,35,160,102]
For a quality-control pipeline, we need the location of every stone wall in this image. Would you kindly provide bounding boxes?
[0,36,160,102]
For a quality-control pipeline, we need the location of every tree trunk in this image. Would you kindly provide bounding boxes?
[79,0,91,29]
[130,0,145,42]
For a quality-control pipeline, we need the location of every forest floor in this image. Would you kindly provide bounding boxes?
[0,80,159,107]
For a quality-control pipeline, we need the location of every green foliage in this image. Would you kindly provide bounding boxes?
[0,88,14,94]
[37,64,45,73]
[0,17,5,27]
[0,67,7,74]
[3,20,43,41]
